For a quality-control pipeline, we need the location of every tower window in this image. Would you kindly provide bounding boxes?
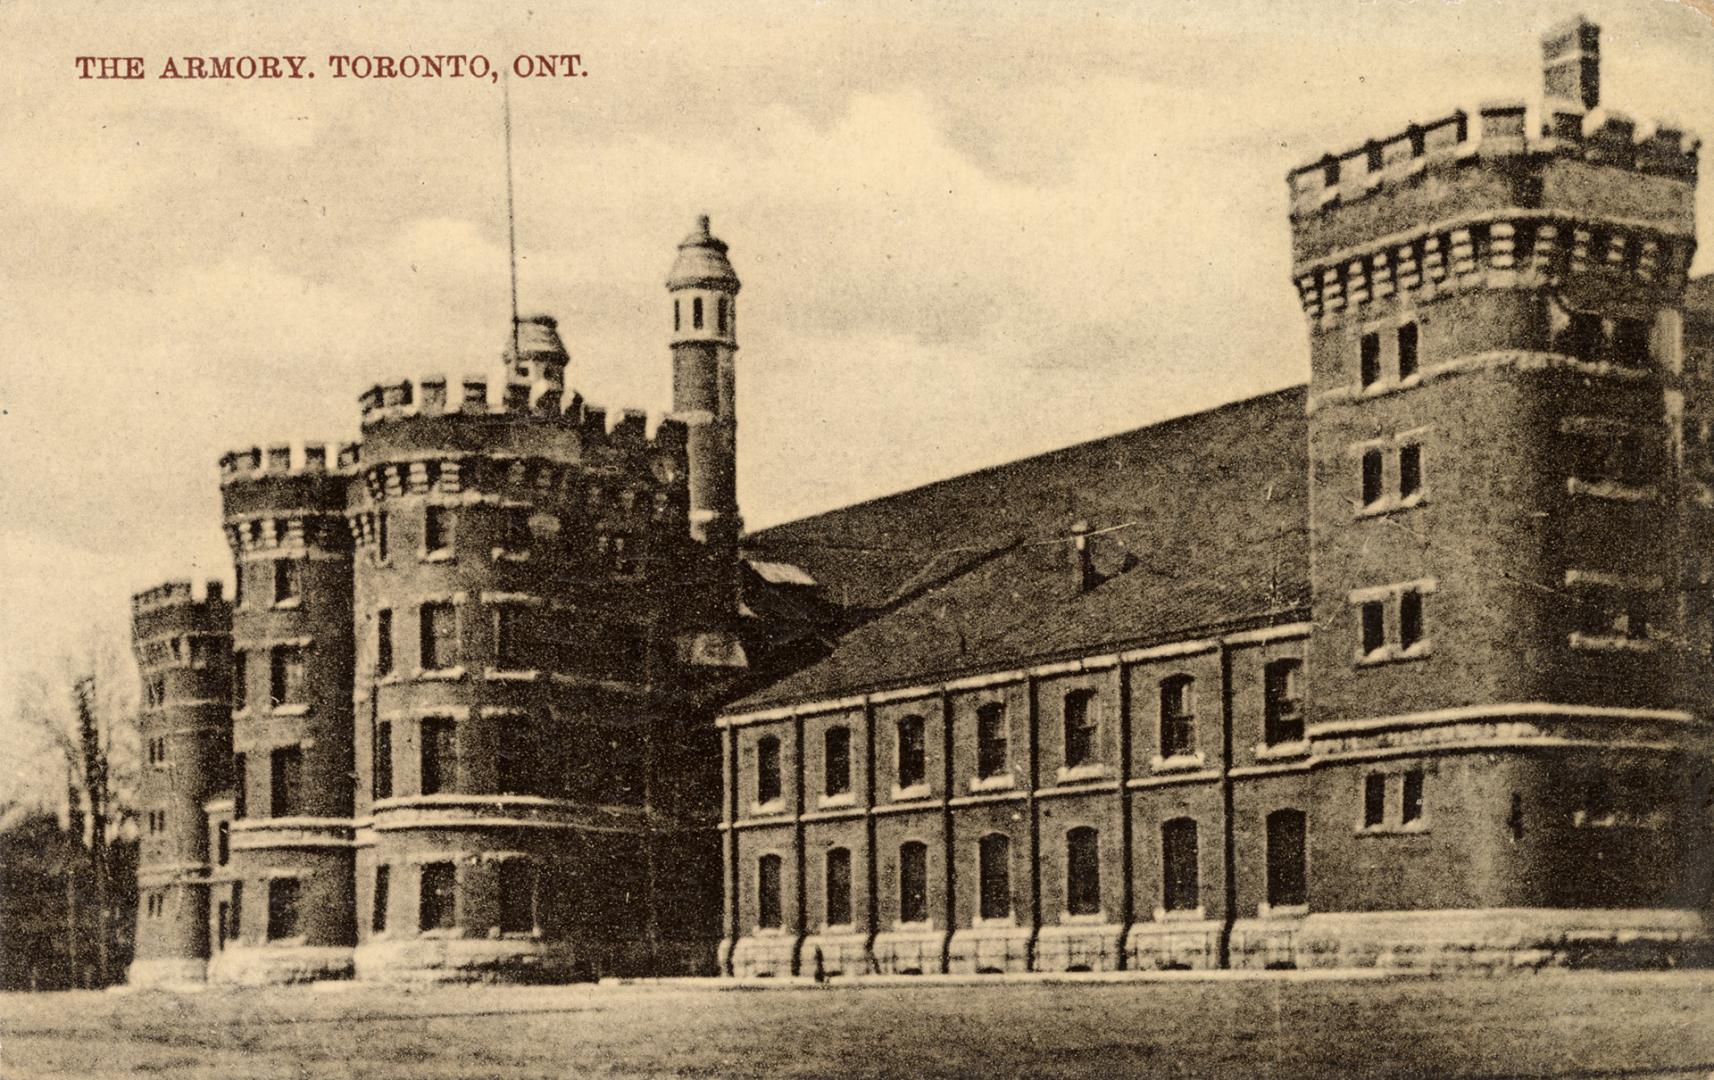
[757,853,783,930]
[1563,311,1603,361]
[1359,332,1381,387]
[896,715,927,789]
[673,299,681,332]
[421,716,456,795]
[1612,318,1650,366]
[498,860,537,935]
[976,703,1008,779]
[1400,589,1426,650]
[1361,448,1385,506]
[273,560,301,606]
[423,506,453,555]
[692,296,704,330]
[1063,690,1098,769]
[1066,827,1100,916]
[1399,444,1423,498]
[756,735,782,804]
[373,720,393,800]
[419,602,459,671]
[1162,818,1199,912]
[375,511,389,561]
[1159,676,1196,758]
[716,296,728,334]
[823,726,851,797]
[1363,773,1387,827]
[1266,809,1307,909]
[232,651,248,711]
[493,607,525,671]
[216,821,229,866]
[419,862,456,931]
[899,841,929,924]
[270,746,302,817]
[498,716,533,796]
[376,609,393,676]
[267,878,301,941]
[233,753,247,819]
[372,866,389,933]
[978,833,1011,920]
[825,847,852,926]
[1402,769,1425,824]
[1360,601,1386,657]
[269,646,304,708]
[1263,659,1304,746]
[1397,322,1419,380]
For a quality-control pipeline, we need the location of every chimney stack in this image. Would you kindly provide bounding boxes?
[1071,521,1098,594]
[1542,16,1600,111]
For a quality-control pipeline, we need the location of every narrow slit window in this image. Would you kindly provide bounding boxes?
[372,866,389,933]
[1360,600,1387,657]
[376,609,393,676]
[1400,589,1425,650]
[1363,773,1387,827]
[1361,448,1385,506]
[899,841,928,924]
[1402,769,1425,824]
[1399,444,1422,498]
[1397,322,1419,380]
[1360,332,1381,387]
[692,296,704,329]
[373,720,393,800]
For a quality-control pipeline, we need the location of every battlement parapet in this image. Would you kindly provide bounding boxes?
[219,440,358,487]
[131,579,228,617]
[1288,104,1699,221]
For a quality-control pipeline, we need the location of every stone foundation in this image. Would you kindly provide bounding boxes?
[207,945,354,985]
[1124,918,1222,970]
[869,928,948,975]
[353,937,583,983]
[1033,922,1125,972]
[946,925,1033,974]
[127,957,208,987]
[799,931,874,978]
[728,932,800,978]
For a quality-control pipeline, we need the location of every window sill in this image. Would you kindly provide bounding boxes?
[375,671,403,685]
[264,935,309,947]
[419,549,455,564]
[1254,740,1309,761]
[894,918,935,931]
[1354,642,1433,667]
[416,928,464,940]
[890,783,932,802]
[751,927,792,937]
[1569,633,1657,654]
[1355,492,1428,519]
[820,922,857,934]
[1061,911,1107,925]
[1355,374,1423,400]
[973,915,1018,929]
[483,668,542,682]
[1055,763,1110,784]
[969,773,1016,793]
[272,597,302,611]
[490,548,531,563]
[748,799,787,817]
[1153,905,1207,922]
[1150,753,1206,774]
[270,704,311,717]
[416,667,468,682]
[1567,478,1658,504]
[818,792,856,809]
[1257,903,1308,919]
[1356,821,1430,836]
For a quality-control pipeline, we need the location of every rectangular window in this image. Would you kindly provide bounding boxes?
[979,833,1011,920]
[267,878,301,941]
[1402,769,1425,824]
[233,564,244,609]
[1159,677,1196,757]
[498,717,531,796]
[897,715,926,789]
[1363,773,1387,827]
[1399,443,1422,498]
[757,854,782,930]
[1063,690,1097,768]
[673,299,681,332]
[692,296,704,330]
[976,704,1007,779]
[424,505,453,554]
[824,726,851,797]
[1263,659,1304,746]
[494,607,524,670]
[1360,600,1386,656]
[1612,318,1649,366]
[420,602,458,671]
[825,848,852,926]
[372,866,389,933]
[1361,448,1384,506]
[376,510,389,561]
[1066,828,1101,916]
[216,821,230,866]
[373,721,393,800]
[1565,311,1603,361]
[1266,809,1308,908]
[498,860,536,934]
[232,753,247,819]
[269,646,305,708]
[1359,331,1381,387]
[273,560,301,605]
[899,841,928,924]
[230,883,243,945]
[756,735,782,804]
[270,746,302,818]
[421,717,456,796]
[1400,589,1425,650]
[1162,819,1200,912]
[232,651,248,711]
[376,610,393,676]
[419,862,456,931]
[1397,322,1419,380]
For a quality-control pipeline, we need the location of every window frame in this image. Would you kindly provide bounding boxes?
[757,852,783,931]
[977,832,1012,923]
[895,714,927,791]
[898,840,929,925]
[975,703,1008,781]
[1158,676,1197,759]
[1065,826,1101,917]
[1262,658,1304,748]
[824,847,853,928]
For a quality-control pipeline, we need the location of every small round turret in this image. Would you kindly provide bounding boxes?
[668,215,741,347]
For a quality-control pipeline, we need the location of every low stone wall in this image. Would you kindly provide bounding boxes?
[798,932,874,978]
[869,929,948,975]
[728,932,800,978]
[1034,923,1126,972]
[1125,919,1222,971]
[352,938,581,984]
[946,926,1033,974]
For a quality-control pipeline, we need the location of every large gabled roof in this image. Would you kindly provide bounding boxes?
[732,386,1312,711]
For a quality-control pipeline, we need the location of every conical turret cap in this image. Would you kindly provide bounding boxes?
[666,215,741,292]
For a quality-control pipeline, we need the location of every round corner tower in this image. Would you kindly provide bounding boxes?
[667,215,743,568]
[1279,15,1711,958]
[129,580,232,986]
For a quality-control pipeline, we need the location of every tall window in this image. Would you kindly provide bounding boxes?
[270,746,302,817]
[421,717,456,795]
[978,833,1011,920]
[673,299,681,332]
[757,853,783,930]
[267,878,301,940]
[1066,827,1100,916]
[756,735,782,804]
[375,609,393,676]
[825,848,852,926]
[270,645,305,708]
[1159,676,1196,757]
[1400,588,1425,650]
[1612,317,1650,366]
[1359,331,1381,387]
[1162,818,1199,912]
[493,607,524,670]
[976,703,1007,779]
[1360,600,1387,657]
[373,721,393,800]
[896,715,926,789]
[372,866,389,933]
[498,860,536,934]
[1399,443,1423,498]
[498,717,532,796]
[216,821,230,866]
[1361,448,1384,506]
[692,296,704,330]
[375,510,389,561]
[1402,769,1425,824]
[419,862,456,931]
[424,505,453,555]
[273,559,301,605]
[1063,690,1098,768]
[824,726,851,797]
[1363,774,1387,827]
[232,753,247,819]
[420,602,458,671]
[1263,659,1303,746]
[1397,321,1419,380]
[232,651,248,711]
[230,883,244,945]
[899,841,928,924]
[1266,809,1308,909]
[716,296,728,334]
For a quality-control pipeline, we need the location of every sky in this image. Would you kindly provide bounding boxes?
[2,0,1712,803]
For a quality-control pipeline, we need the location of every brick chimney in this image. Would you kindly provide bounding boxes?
[1071,521,1098,593]
[1542,15,1599,111]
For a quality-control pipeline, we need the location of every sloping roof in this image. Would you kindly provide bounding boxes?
[732,386,1311,710]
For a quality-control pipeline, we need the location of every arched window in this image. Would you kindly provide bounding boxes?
[824,726,851,797]
[1066,827,1100,916]
[976,703,1007,778]
[978,833,1011,920]
[1162,818,1199,912]
[1263,660,1304,746]
[757,853,783,929]
[825,847,852,926]
[1160,676,1196,757]
[1266,809,1307,909]
[899,841,928,924]
[896,715,926,788]
[1063,689,1098,768]
[756,735,781,804]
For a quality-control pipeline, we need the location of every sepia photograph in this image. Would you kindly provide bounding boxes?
[2,0,1713,1076]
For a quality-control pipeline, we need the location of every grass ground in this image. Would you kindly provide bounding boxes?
[3,971,1713,1079]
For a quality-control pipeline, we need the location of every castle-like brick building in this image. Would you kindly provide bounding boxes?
[132,21,1714,984]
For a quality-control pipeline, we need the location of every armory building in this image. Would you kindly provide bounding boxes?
[131,20,1713,984]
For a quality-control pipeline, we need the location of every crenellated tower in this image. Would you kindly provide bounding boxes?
[129,580,231,986]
